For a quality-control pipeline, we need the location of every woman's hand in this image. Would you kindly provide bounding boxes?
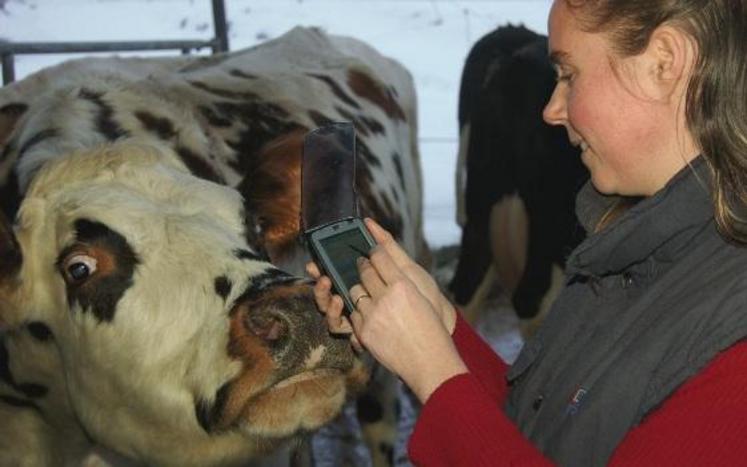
[306,261,364,352]
[362,218,457,333]
[306,218,465,402]
[349,243,467,402]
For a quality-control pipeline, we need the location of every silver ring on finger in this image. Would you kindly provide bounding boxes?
[354,293,371,309]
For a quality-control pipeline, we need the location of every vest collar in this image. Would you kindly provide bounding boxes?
[567,156,713,277]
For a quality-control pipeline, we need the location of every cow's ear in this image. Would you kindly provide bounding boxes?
[0,210,22,281]
[0,210,23,331]
[238,129,305,263]
[0,102,28,153]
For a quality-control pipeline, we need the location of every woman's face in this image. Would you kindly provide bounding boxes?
[543,1,691,196]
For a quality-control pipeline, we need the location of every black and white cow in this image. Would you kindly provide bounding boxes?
[450,25,587,334]
[0,26,427,466]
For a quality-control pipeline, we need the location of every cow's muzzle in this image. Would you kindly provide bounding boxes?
[198,276,367,436]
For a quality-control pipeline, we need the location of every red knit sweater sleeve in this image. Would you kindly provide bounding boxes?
[450,311,510,403]
[409,323,747,466]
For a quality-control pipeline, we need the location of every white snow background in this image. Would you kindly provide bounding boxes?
[0,0,552,248]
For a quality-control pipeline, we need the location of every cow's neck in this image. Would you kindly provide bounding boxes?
[0,331,95,464]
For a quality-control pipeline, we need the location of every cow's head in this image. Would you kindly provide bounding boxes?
[0,140,367,464]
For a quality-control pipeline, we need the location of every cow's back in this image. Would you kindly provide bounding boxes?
[0,26,427,267]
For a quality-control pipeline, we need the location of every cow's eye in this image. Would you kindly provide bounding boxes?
[63,255,98,284]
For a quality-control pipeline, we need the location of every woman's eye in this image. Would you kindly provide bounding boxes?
[63,255,97,283]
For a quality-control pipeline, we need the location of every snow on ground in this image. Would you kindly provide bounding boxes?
[0,0,552,247]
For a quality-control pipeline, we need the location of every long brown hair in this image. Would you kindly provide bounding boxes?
[566,0,747,243]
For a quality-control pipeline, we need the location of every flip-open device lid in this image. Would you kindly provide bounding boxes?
[301,122,359,233]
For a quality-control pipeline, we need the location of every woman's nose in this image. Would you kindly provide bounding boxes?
[543,85,566,126]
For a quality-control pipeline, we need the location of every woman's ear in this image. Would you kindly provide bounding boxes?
[640,24,697,101]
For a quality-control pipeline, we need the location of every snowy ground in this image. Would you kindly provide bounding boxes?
[0,0,552,247]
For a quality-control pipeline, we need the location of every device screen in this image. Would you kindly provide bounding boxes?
[319,228,372,292]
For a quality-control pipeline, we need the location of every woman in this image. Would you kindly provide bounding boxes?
[308,0,747,464]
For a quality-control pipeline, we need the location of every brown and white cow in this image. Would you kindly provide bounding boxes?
[0,26,427,466]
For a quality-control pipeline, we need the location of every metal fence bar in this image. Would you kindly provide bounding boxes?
[1,53,14,84]
[0,40,217,55]
[1,0,227,85]
[212,0,229,53]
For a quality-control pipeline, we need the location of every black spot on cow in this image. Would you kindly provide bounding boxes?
[27,322,53,342]
[211,101,296,174]
[0,103,28,152]
[134,110,177,140]
[0,102,28,119]
[188,80,260,101]
[392,152,405,189]
[332,106,368,136]
[0,139,16,163]
[198,105,233,128]
[0,341,12,388]
[195,381,231,434]
[355,392,384,423]
[390,185,400,203]
[175,146,225,184]
[233,269,296,305]
[359,116,384,136]
[78,88,129,141]
[0,102,28,134]
[18,128,59,160]
[0,340,49,402]
[58,219,140,323]
[17,382,47,398]
[0,209,22,278]
[333,106,356,122]
[356,140,381,169]
[307,73,361,110]
[379,442,394,465]
[347,70,405,121]
[228,69,258,80]
[0,394,42,413]
[214,276,233,301]
[233,248,263,262]
[308,110,335,129]
[0,146,21,218]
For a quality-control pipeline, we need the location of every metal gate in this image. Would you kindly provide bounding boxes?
[1,0,228,85]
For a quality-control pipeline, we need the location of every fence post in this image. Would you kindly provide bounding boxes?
[212,0,229,53]
[2,53,14,85]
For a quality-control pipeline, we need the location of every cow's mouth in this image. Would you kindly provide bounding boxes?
[224,361,367,443]
[270,368,343,391]
[206,281,369,441]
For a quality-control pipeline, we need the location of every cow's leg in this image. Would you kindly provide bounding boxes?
[461,264,498,324]
[511,195,565,338]
[490,193,529,297]
[449,218,493,312]
[519,264,565,338]
[358,368,398,466]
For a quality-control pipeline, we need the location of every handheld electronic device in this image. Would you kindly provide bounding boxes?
[306,217,376,313]
[301,122,376,314]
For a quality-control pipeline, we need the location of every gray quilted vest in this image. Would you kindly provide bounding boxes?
[504,158,747,466]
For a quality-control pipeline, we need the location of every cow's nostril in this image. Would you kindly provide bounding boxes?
[245,312,288,343]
